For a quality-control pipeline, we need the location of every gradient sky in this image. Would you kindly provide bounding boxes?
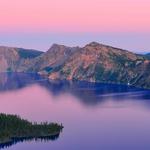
[0,0,150,53]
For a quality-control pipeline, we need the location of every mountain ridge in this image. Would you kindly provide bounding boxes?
[0,42,150,89]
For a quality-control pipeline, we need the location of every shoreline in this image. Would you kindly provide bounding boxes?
[0,131,62,145]
[0,113,63,146]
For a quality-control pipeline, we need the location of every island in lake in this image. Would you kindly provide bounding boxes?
[0,113,63,145]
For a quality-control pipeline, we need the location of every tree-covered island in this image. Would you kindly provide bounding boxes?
[0,113,63,144]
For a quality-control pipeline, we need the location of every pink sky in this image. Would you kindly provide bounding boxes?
[0,0,150,33]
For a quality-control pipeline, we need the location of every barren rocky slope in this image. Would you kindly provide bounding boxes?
[46,42,150,89]
[0,46,43,72]
[0,42,150,89]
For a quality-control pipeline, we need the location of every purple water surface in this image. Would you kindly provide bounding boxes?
[0,73,150,150]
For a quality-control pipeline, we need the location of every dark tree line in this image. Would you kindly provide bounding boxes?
[0,113,63,144]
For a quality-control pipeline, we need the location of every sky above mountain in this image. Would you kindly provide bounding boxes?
[0,0,149,52]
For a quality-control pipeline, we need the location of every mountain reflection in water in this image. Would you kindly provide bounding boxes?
[0,73,150,150]
[0,72,150,107]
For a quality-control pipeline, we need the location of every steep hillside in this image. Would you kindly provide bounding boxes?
[0,46,43,72]
[17,48,43,59]
[0,43,150,89]
[23,44,79,74]
[46,42,150,89]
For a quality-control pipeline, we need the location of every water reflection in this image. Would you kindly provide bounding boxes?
[0,73,150,107]
[0,73,43,91]
[0,73,150,150]
[0,134,60,149]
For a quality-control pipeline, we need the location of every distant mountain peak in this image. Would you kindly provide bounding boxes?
[47,43,68,53]
[86,42,101,47]
[50,43,68,48]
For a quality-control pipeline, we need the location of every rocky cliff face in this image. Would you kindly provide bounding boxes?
[46,42,150,89]
[23,44,79,74]
[0,43,150,89]
[0,46,43,72]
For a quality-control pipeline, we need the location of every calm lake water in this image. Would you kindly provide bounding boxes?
[0,73,150,150]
